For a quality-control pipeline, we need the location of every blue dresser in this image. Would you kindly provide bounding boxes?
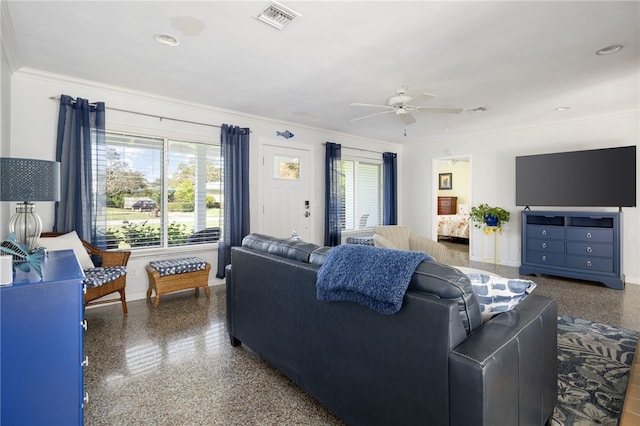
[1,249,86,425]
[520,211,624,289]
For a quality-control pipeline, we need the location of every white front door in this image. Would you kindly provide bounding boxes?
[260,144,312,241]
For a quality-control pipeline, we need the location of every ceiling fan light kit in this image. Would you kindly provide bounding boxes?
[350,86,464,124]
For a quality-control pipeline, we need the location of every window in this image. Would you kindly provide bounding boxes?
[104,132,222,249]
[341,158,382,231]
[273,155,300,179]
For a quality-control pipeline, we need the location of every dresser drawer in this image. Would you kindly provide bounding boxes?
[526,239,564,253]
[526,225,564,240]
[566,255,613,273]
[437,197,457,215]
[526,251,565,267]
[566,228,613,243]
[566,242,613,258]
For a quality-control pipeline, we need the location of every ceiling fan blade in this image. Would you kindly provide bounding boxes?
[414,106,463,114]
[350,110,395,122]
[398,112,416,125]
[407,92,436,104]
[349,103,394,109]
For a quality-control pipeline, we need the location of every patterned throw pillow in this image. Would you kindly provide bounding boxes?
[465,272,537,322]
[289,230,302,241]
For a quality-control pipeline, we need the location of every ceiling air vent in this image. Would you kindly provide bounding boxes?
[256,2,301,30]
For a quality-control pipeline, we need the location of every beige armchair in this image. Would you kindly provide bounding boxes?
[373,225,466,266]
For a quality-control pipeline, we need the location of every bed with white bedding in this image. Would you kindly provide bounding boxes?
[437,204,470,240]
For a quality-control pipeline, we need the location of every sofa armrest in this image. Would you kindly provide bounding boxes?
[409,234,450,262]
[449,294,557,426]
[372,233,396,249]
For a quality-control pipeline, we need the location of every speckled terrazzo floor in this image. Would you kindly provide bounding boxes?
[83,243,640,425]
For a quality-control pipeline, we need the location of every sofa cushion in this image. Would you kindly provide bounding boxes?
[464,271,537,322]
[242,233,320,263]
[309,246,332,266]
[409,261,482,334]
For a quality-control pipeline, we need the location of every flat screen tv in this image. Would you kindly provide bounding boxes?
[515,145,637,207]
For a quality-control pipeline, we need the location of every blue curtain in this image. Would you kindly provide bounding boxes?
[383,152,397,225]
[54,95,106,246]
[216,124,251,278]
[324,142,342,246]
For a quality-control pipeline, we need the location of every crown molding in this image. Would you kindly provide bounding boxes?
[1,0,20,71]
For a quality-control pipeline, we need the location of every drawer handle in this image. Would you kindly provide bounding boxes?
[84,392,89,405]
[586,247,593,253]
[586,232,592,239]
[586,260,592,267]
[81,320,88,331]
[81,356,89,367]
[541,242,547,249]
[541,230,547,236]
[541,255,547,262]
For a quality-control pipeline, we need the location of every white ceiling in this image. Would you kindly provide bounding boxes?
[4,1,639,145]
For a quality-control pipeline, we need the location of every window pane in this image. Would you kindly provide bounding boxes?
[356,162,381,228]
[167,140,222,247]
[341,159,382,231]
[105,134,164,249]
[104,132,222,249]
[342,160,354,230]
[274,155,300,180]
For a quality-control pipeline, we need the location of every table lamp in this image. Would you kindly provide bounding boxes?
[0,158,60,251]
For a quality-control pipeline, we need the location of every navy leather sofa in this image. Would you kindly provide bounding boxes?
[226,233,557,426]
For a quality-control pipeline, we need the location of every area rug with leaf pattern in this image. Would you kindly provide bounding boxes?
[552,315,638,426]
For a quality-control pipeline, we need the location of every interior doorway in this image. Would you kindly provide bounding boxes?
[432,155,471,254]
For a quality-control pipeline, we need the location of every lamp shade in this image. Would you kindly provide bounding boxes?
[0,158,60,202]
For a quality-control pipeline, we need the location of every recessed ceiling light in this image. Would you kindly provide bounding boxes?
[596,44,623,55]
[555,107,571,111]
[154,33,180,47]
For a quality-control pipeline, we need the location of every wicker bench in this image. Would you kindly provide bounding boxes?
[145,257,211,308]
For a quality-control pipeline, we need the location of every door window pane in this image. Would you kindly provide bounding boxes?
[274,155,300,180]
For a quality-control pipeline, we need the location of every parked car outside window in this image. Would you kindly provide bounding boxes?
[132,200,157,211]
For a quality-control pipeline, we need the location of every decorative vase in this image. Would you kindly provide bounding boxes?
[484,214,499,227]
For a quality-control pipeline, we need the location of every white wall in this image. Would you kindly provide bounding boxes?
[404,112,640,284]
[8,68,403,301]
[0,15,12,238]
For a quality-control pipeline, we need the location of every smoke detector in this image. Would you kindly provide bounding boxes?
[256,2,302,30]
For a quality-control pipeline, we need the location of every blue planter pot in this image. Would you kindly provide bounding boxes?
[484,215,499,227]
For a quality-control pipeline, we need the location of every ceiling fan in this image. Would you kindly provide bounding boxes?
[350,86,463,125]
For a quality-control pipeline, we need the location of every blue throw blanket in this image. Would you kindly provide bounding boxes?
[316,244,432,315]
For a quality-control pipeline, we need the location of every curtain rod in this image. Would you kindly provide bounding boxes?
[49,96,222,129]
[323,142,387,155]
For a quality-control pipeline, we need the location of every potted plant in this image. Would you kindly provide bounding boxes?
[470,203,510,228]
